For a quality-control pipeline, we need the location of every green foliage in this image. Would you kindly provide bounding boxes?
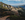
[10,15,19,18]
[0,3,3,8]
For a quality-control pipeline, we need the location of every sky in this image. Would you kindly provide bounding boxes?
[0,0,25,6]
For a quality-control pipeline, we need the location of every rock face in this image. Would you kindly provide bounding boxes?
[11,9,19,16]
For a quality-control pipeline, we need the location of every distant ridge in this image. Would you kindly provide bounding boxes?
[13,5,25,9]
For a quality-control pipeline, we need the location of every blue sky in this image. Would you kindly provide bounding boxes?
[0,0,25,6]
